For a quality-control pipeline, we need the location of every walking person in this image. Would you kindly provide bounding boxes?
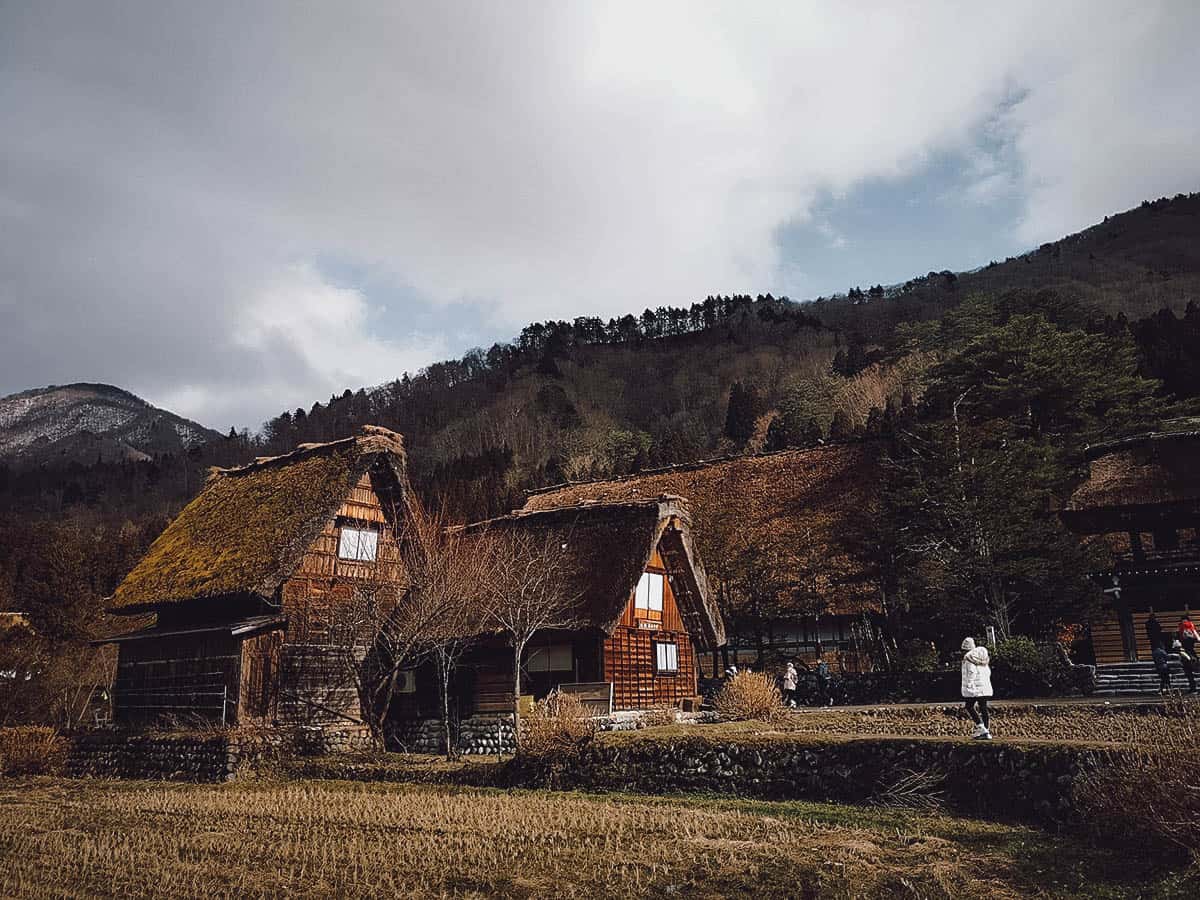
[1173,639,1197,694]
[961,637,993,740]
[1152,640,1172,694]
[815,656,833,707]
[782,660,798,708]
[1178,614,1199,645]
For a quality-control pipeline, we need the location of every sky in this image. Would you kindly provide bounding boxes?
[2,2,1199,431]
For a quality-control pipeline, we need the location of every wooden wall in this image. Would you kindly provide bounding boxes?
[603,549,699,710]
[114,632,241,726]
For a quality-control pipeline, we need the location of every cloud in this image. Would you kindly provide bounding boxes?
[1,1,1197,427]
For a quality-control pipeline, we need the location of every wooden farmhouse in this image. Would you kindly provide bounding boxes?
[101,426,724,732]
[102,426,409,727]
[1061,429,1200,665]
[522,443,883,672]
[440,499,724,715]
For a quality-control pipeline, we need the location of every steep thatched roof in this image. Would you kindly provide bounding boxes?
[110,426,407,613]
[522,444,882,616]
[464,498,724,648]
[1064,431,1200,532]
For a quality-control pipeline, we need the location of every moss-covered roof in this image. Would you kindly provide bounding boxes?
[522,444,882,616]
[1065,431,1200,529]
[463,498,724,648]
[110,426,406,613]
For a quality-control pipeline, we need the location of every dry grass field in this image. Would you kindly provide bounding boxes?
[0,778,1193,899]
[598,701,1195,747]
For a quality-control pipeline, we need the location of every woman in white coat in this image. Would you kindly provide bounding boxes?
[961,637,993,740]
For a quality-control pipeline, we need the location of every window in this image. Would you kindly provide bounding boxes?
[526,644,574,673]
[395,669,417,694]
[655,641,679,674]
[635,572,664,615]
[338,526,379,562]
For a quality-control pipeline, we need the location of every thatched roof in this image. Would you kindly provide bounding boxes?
[522,444,882,616]
[1064,431,1200,532]
[110,426,407,613]
[464,498,724,648]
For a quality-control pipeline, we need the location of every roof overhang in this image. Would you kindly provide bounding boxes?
[92,614,286,645]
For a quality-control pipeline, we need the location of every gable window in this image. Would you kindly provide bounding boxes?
[338,525,379,562]
[526,644,574,673]
[634,571,664,619]
[654,641,679,674]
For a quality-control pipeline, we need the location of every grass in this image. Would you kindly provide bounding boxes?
[1,777,1195,898]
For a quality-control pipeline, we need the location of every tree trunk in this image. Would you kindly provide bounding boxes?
[437,655,455,760]
[512,642,524,752]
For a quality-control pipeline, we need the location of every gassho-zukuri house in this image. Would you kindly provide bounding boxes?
[99,425,725,744]
[522,442,883,672]
[1061,428,1200,665]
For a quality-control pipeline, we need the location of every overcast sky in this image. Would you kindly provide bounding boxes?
[2,2,1199,430]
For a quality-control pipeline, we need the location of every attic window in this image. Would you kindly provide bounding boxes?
[635,572,664,618]
[338,526,379,562]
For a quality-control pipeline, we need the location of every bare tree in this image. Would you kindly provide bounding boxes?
[399,497,492,758]
[481,527,582,748]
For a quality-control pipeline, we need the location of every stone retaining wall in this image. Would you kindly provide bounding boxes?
[66,725,375,782]
[511,734,1105,827]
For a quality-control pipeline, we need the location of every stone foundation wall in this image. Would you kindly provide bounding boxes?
[390,715,516,755]
[66,725,376,782]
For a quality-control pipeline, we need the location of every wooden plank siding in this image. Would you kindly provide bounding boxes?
[603,549,699,710]
[1090,613,1127,666]
[114,632,241,726]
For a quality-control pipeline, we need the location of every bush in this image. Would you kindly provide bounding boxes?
[991,636,1072,696]
[893,638,940,673]
[714,671,784,722]
[0,726,68,776]
[520,691,596,758]
[1076,699,1200,857]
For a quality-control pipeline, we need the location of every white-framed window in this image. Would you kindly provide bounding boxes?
[526,644,574,673]
[655,641,679,674]
[338,525,379,562]
[635,571,664,614]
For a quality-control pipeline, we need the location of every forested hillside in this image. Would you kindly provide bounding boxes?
[2,193,1200,722]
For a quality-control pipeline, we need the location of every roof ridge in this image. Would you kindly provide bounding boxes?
[457,496,685,533]
[213,424,405,478]
[524,441,863,496]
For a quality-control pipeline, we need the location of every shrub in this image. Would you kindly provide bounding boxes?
[991,636,1071,695]
[520,691,596,758]
[714,671,784,722]
[1076,699,1200,857]
[0,726,68,776]
[893,638,940,673]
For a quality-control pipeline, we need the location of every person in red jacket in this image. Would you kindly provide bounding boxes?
[1178,614,1199,644]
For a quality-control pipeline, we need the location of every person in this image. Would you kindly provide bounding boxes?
[1152,640,1172,694]
[782,661,798,708]
[1173,639,1197,694]
[961,637,993,740]
[1178,614,1199,644]
[1146,612,1163,655]
[815,656,833,707]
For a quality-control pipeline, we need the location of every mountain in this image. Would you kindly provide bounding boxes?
[0,383,220,467]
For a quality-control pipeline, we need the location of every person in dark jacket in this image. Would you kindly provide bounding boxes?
[1146,613,1163,655]
[1174,639,1197,693]
[1152,640,1172,694]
